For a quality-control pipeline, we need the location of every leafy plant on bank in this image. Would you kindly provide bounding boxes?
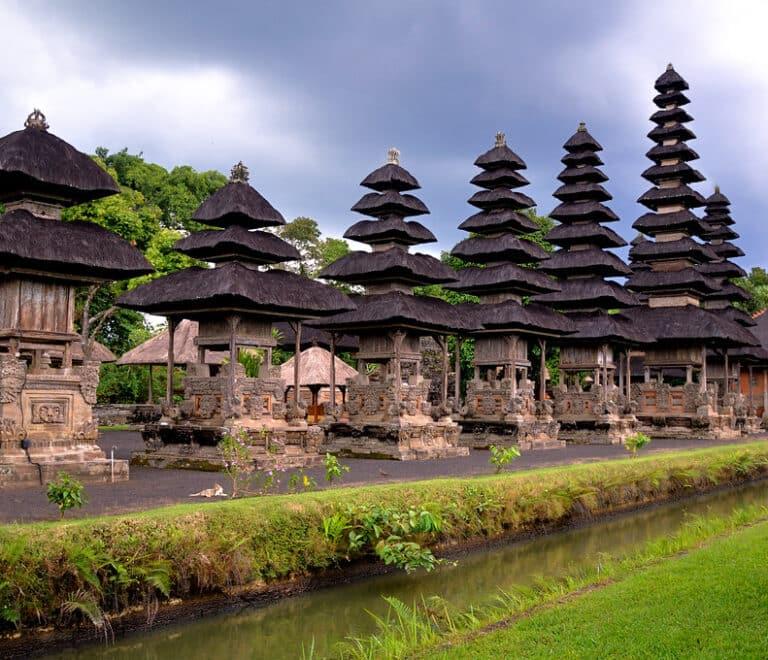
[489,444,521,473]
[625,432,652,458]
[324,453,350,484]
[219,430,253,498]
[46,472,87,519]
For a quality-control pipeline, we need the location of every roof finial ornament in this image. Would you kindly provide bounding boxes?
[714,183,720,194]
[666,62,674,71]
[495,131,506,147]
[577,121,587,132]
[25,108,49,131]
[229,161,249,183]
[387,147,400,165]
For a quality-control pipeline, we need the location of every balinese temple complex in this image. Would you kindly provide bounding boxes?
[625,64,758,438]
[0,111,152,485]
[118,162,354,469]
[447,132,573,449]
[314,149,472,459]
[536,124,649,444]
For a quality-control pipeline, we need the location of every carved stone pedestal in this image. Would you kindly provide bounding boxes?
[552,383,636,445]
[322,375,468,460]
[0,356,128,487]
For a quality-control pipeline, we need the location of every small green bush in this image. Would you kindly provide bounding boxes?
[625,432,652,458]
[324,452,350,484]
[489,444,521,473]
[46,472,87,518]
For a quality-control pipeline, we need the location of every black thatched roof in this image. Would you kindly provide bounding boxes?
[118,261,354,318]
[470,167,529,189]
[193,171,285,229]
[646,143,699,164]
[343,217,436,246]
[545,222,626,249]
[539,248,631,277]
[468,300,575,336]
[174,226,300,264]
[451,234,548,263]
[467,188,536,211]
[633,209,711,237]
[351,190,429,218]
[706,281,751,303]
[457,209,539,235]
[310,291,477,334]
[360,161,420,192]
[564,310,653,345]
[445,263,560,296]
[473,138,526,170]
[626,268,720,295]
[0,112,120,206]
[0,209,152,281]
[637,184,705,211]
[629,237,718,264]
[641,162,704,185]
[563,123,602,152]
[318,248,456,286]
[557,165,608,184]
[650,107,693,124]
[534,277,640,311]
[702,225,738,241]
[721,307,757,328]
[273,321,359,351]
[711,241,745,259]
[553,182,611,203]
[698,260,746,279]
[550,200,618,223]
[653,89,690,108]
[655,64,689,93]
[561,150,603,167]
[624,305,758,348]
[702,188,735,226]
[647,124,696,143]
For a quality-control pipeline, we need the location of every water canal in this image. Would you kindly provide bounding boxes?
[55,479,768,659]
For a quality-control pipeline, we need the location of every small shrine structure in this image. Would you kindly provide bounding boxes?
[314,148,472,460]
[446,132,573,449]
[535,123,649,444]
[0,110,152,485]
[625,65,757,438]
[119,162,353,469]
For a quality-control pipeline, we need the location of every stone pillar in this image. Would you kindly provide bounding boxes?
[166,317,177,405]
[686,364,693,384]
[748,365,754,415]
[440,335,449,406]
[392,331,405,410]
[293,321,302,409]
[329,333,337,413]
[700,346,708,393]
[228,315,241,412]
[625,351,632,400]
[539,338,547,401]
[724,351,730,395]
[618,351,624,392]
[644,366,651,384]
[454,336,463,408]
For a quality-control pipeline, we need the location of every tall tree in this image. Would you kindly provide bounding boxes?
[736,267,768,315]
[276,216,350,277]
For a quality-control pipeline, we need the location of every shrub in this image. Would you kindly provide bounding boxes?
[489,445,521,473]
[219,430,253,497]
[46,472,87,519]
[324,452,350,484]
[625,432,652,458]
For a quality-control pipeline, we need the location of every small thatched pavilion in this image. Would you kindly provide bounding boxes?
[280,346,358,422]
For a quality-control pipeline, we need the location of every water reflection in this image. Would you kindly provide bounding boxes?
[56,481,768,660]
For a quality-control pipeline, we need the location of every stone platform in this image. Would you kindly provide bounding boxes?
[457,419,564,450]
[0,446,128,486]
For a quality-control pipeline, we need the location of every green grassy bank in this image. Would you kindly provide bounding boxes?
[424,512,768,659]
[2,442,768,634]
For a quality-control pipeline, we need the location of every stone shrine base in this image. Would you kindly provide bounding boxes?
[556,415,636,445]
[636,413,741,441]
[133,422,324,471]
[457,419,564,451]
[323,420,469,460]
[0,445,128,487]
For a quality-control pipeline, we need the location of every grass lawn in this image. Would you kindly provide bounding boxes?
[431,518,768,659]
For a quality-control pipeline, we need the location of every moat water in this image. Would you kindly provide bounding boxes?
[55,479,768,660]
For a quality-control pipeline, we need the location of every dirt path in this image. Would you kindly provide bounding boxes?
[0,431,762,523]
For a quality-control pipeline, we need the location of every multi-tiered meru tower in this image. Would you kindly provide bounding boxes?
[447,132,573,450]
[536,123,649,444]
[0,111,152,485]
[625,65,757,438]
[119,162,354,469]
[315,149,472,460]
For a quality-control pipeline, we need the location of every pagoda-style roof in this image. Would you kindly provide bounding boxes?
[549,200,619,223]
[174,226,301,265]
[553,182,612,203]
[641,162,704,185]
[117,320,225,366]
[446,263,560,296]
[467,187,536,211]
[710,241,745,258]
[539,248,631,277]
[645,142,699,164]
[698,260,746,279]
[351,190,429,218]
[310,291,477,334]
[624,305,759,348]
[0,110,119,206]
[629,237,718,264]
[565,310,653,345]
[0,209,152,281]
[343,217,436,246]
[655,63,689,93]
[118,261,354,318]
[557,164,608,184]
[360,160,420,192]
[705,281,751,303]
[192,162,285,229]
[457,208,539,235]
[451,234,548,264]
[632,209,711,237]
[545,222,626,249]
[636,184,705,211]
[702,224,738,241]
[535,277,640,310]
[563,124,603,152]
[466,300,575,336]
[626,267,720,295]
[473,139,527,169]
[470,167,529,189]
[318,248,457,286]
[273,321,359,351]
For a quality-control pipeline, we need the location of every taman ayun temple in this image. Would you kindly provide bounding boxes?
[118,162,354,469]
[624,64,759,438]
[447,132,573,449]
[0,111,152,485]
[313,149,472,460]
[535,123,650,444]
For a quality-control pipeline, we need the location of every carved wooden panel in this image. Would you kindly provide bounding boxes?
[0,278,73,333]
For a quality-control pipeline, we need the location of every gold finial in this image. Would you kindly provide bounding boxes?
[24,109,49,131]
[229,161,249,183]
[494,131,506,147]
[577,121,587,132]
[387,147,400,165]
[666,62,674,71]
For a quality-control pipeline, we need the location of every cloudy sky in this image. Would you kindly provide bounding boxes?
[3,1,765,268]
